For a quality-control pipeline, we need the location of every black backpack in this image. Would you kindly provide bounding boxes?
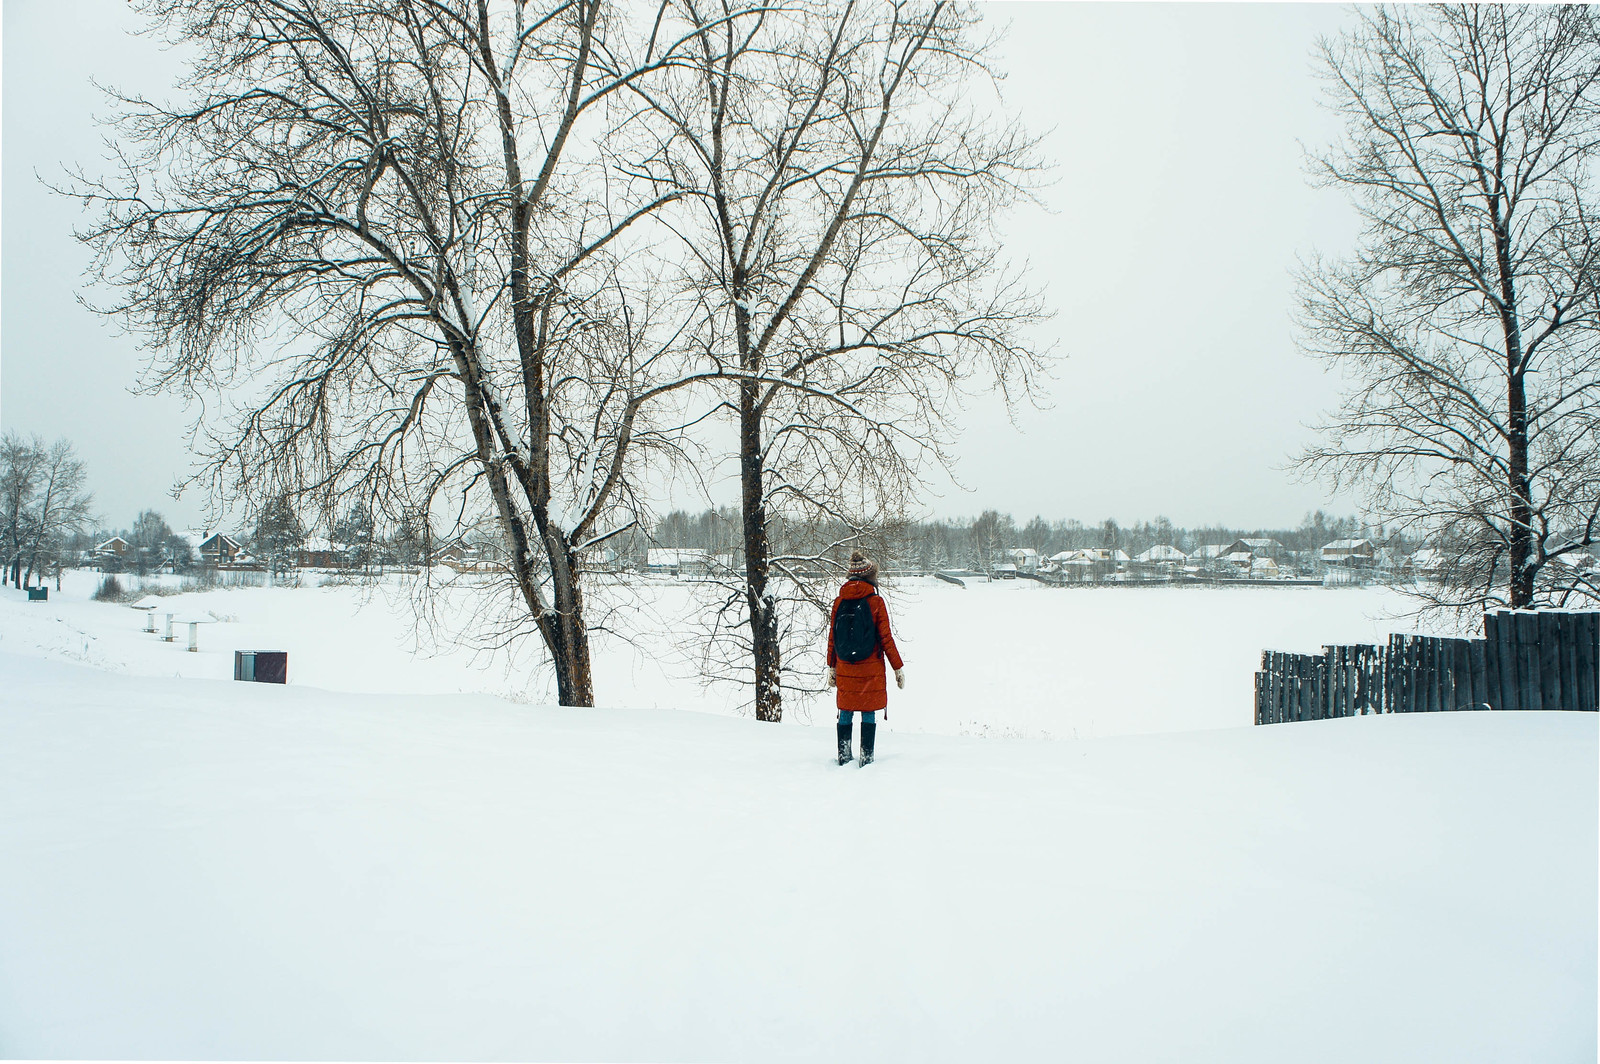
[833,596,880,663]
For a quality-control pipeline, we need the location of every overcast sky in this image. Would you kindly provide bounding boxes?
[2,1,1364,536]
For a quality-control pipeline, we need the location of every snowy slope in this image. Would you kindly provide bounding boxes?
[1,651,1593,1062]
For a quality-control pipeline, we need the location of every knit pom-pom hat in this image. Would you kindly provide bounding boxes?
[847,550,878,584]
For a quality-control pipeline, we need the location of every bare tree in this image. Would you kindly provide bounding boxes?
[633,0,1049,721]
[0,434,95,589]
[0,434,48,588]
[71,0,746,704]
[1300,5,1600,614]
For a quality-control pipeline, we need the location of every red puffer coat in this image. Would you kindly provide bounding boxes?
[827,579,904,712]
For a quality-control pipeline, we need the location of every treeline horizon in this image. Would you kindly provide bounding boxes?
[642,507,1403,569]
[71,503,1397,565]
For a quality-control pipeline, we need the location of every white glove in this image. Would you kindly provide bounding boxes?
[825,666,837,688]
[894,668,905,689]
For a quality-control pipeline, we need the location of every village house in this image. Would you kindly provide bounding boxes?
[1225,537,1284,561]
[1003,548,1040,573]
[1408,548,1447,579]
[91,536,130,566]
[646,548,715,576]
[1219,550,1255,574]
[1134,544,1186,567]
[1047,547,1127,582]
[296,536,347,569]
[1321,538,1377,566]
[196,532,245,566]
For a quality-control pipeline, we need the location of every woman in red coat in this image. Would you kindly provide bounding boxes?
[826,551,904,765]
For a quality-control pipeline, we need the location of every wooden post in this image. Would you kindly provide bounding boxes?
[1387,635,1401,712]
[1276,653,1287,724]
[1577,613,1598,711]
[1516,612,1541,711]
[1484,613,1503,709]
[1452,639,1470,710]
[1257,652,1269,725]
[1361,645,1375,714]
[1339,647,1353,717]
[1297,656,1311,722]
[1559,612,1579,712]
[1264,654,1275,724]
[1539,612,1562,709]
[1376,643,1388,714]
[1417,637,1429,712]
[1498,612,1520,710]
[1433,640,1446,713]
[1469,638,1487,710]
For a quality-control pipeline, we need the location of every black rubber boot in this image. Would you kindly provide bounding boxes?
[860,721,876,765]
[836,720,853,766]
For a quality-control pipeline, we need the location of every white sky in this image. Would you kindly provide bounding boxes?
[1,0,1364,535]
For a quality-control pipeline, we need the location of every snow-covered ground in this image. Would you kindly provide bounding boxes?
[0,569,1446,737]
[1,575,1594,1061]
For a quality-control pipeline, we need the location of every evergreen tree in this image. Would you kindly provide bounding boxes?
[254,497,304,575]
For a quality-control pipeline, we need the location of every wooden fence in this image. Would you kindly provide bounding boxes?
[1255,610,1599,724]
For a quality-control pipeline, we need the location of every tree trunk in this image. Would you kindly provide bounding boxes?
[1507,369,1534,608]
[739,380,783,722]
[1494,216,1535,609]
[541,536,595,708]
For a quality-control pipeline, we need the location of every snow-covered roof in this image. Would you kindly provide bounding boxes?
[1136,545,1186,562]
[647,548,713,567]
[1050,548,1128,563]
[1322,538,1374,552]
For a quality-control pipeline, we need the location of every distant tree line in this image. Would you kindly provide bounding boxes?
[633,507,1392,573]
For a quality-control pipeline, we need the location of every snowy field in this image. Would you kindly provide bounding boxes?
[1,574,1595,1061]
[0,569,1454,738]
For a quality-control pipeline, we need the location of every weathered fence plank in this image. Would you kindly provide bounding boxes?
[1516,612,1541,711]
[1578,614,1598,710]
[1539,612,1562,709]
[1469,638,1487,709]
[1485,613,1504,709]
